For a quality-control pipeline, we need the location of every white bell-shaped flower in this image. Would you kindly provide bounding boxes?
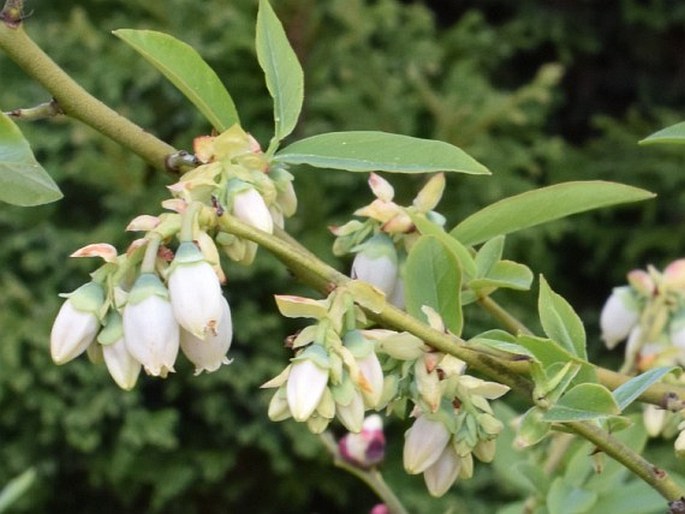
[168,242,224,339]
[423,445,461,497]
[232,183,273,234]
[600,286,640,349]
[50,282,104,365]
[287,345,330,422]
[180,297,233,374]
[123,273,179,377]
[351,233,399,298]
[403,415,451,474]
[99,311,140,390]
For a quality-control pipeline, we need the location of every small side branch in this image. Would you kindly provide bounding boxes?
[4,98,62,121]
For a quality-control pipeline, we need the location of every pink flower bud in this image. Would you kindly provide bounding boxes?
[339,414,386,468]
[180,297,233,375]
[168,242,224,339]
[370,505,389,514]
[123,274,179,377]
[627,269,655,296]
[664,259,685,289]
[403,415,451,474]
[232,186,273,234]
[600,287,640,349]
[287,345,330,422]
[423,445,461,497]
[50,282,104,365]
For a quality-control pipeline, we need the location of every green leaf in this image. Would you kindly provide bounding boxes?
[409,212,477,278]
[0,468,36,513]
[517,334,576,370]
[546,478,598,514]
[113,29,239,132]
[404,236,462,334]
[639,121,685,146]
[474,236,504,277]
[469,260,534,291]
[256,0,304,142]
[275,131,491,174]
[0,113,62,206]
[468,330,534,360]
[538,275,587,359]
[451,181,654,245]
[612,367,678,411]
[543,384,621,422]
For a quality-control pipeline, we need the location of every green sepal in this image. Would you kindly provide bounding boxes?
[127,273,169,305]
[292,344,331,369]
[342,330,374,359]
[60,282,106,314]
[173,241,205,265]
[97,311,124,346]
[331,374,356,406]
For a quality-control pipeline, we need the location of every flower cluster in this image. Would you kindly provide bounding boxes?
[600,260,685,456]
[399,352,509,497]
[600,260,685,372]
[262,291,386,434]
[50,125,297,388]
[331,173,447,308]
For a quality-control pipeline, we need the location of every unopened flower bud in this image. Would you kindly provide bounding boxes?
[403,415,451,474]
[232,183,273,234]
[336,389,365,434]
[600,287,640,349]
[627,269,656,296]
[423,444,460,497]
[370,505,389,514]
[287,345,330,422]
[98,311,140,390]
[180,297,233,374]
[643,404,667,437]
[339,414,386,468]
[472,439,496,463]
[123,273,179,377]
[268,386,291,421]
[168,242,224,339]
[676,427,685,459]
[351,233,399,298]
[664,260,685,290]
[50,282,104,365]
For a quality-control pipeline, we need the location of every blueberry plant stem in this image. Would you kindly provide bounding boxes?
[0,21,176,171]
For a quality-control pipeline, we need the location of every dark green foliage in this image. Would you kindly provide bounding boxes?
[0,0,683,512]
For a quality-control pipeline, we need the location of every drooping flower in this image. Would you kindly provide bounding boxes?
[231,183,274,234]
[600,286,640,349]
[98,310,140,390]
[351,233,399,298]
[180,297,233,374]
[287,345,330,422]
[50,281,104,365]
[423,444,461,497]
[168,241,224,339]
[403,415,451,474]
[123,273,179,377]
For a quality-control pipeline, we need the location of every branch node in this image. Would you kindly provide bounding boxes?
[0,0,30,29]
[165,150,199,174]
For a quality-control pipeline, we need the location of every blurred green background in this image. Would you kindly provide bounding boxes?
[1,0,684,512]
